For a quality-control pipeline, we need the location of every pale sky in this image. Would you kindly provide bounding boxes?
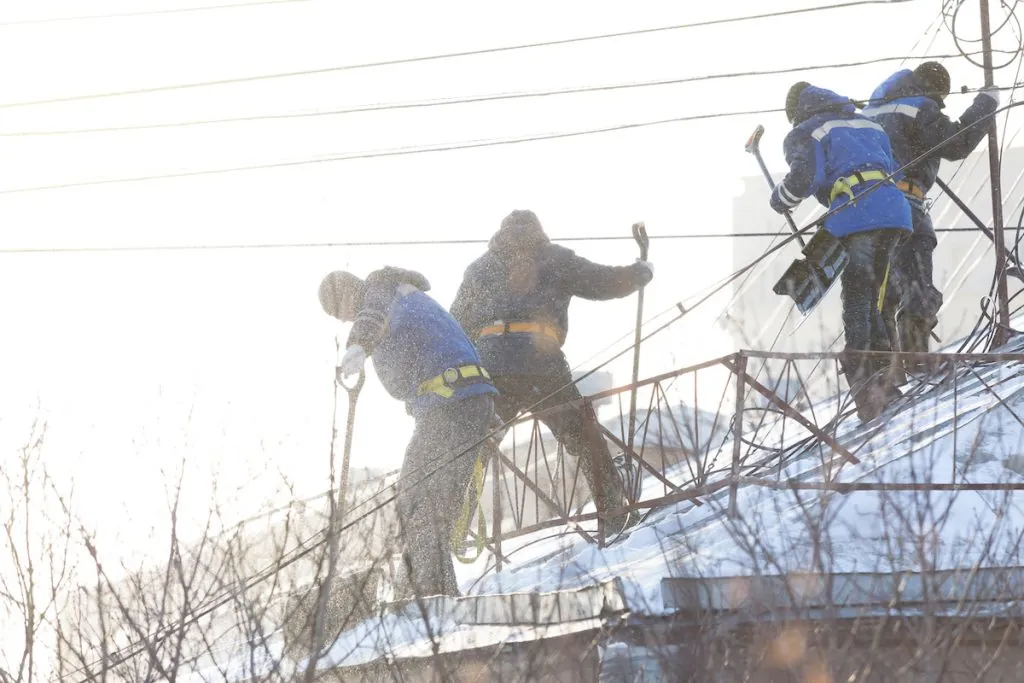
[0,0,1019,565]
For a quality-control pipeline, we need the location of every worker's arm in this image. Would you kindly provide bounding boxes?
[770,128,818,214]
[346,267,429,352]
[555,245,653,301]
[916,90,998,161]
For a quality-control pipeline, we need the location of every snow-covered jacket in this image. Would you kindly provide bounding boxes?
[862,69,997,195]
[347,267,496,417]
[770,85,912,237]
[450,220,651,376]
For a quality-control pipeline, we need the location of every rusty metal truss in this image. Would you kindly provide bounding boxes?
[463,350,1024,570]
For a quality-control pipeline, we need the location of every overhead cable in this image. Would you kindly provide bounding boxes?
[0,227,999,255]
[0,1,925,111]
[0,52,994,138]
[0,0,310,26]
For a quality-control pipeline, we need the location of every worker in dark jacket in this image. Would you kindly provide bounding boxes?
[450,210,654,535]
[318,267,498,597]
[863,62,1000,367]
[771,82,913,421]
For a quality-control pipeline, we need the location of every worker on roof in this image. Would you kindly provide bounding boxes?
[770,82,913,422]
[450,209,654,536]
[319,266,498,598]
[862,61,1000,369]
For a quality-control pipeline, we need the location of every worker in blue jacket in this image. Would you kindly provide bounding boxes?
[318,266,498,598]
[450,210,654,535]
[863,62,999,367]
[770,82,913,421]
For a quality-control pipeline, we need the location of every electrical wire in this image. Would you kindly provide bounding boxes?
[946,0,1023,69]
[0,0,311,26]
[0,52,989,138]
[0,106,786,195]
[3,83,1021,197]
[0,1,924,112]
[0,226,998,255]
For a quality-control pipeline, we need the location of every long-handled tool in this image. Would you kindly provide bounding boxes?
[306,361,363,681]
[335,368,364,526]
[745,124,806,247]
[627,221,649,454]
[745,124,848,318]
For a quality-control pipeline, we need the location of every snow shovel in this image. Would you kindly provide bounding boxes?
[745,124,848,316]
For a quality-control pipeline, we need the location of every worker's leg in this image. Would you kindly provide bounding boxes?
[840,229,902,421]
[896,201,942,370]
[395,395,495,598]
[532,365,631,536]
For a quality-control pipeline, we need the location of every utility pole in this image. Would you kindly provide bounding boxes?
[980,0,1012,348]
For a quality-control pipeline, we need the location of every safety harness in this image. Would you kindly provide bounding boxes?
[417,364,492,399]
[896,179,926,200]
[415,363,496,564]
[451,450,488,564]
[829,169,893,204]
[478,320,562,344]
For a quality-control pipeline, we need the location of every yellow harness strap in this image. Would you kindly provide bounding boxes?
[877,260,891,313]
[418,364,491,399]
[452,450,487,564]
[829,169,890,204]
[478,321,562,343]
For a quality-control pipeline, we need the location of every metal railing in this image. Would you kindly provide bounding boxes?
[467,349,1024,568]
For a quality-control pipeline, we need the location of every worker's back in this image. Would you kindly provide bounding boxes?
[451,210,651,377]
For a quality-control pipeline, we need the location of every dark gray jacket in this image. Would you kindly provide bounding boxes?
[863,69,997,196]
[450,221,651,376]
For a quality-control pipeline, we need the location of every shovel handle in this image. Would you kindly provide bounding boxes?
[632,222,649,260]
[745,124,807,248]
[339,368,365,395]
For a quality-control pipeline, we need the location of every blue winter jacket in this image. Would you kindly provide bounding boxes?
[346,267,497,418]
[450,222,652,377]
[770,86,912,237]
[862,69,997,195]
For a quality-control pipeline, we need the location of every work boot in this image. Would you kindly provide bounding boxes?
[600,495,637,539]
[850,374,888,422]
[844,357,903,423]
[612,452,640,502]
[594,470,636,539]
[879,354,907,392]
[897,311,939,374]
[569,428,637,539]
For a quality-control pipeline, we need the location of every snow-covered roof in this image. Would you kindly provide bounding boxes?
[317,334,1024,670]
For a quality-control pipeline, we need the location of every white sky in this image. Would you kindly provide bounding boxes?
[0,0,1020,564]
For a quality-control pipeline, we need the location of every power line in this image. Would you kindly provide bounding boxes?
[0,227,996,255]
[0,106,784,195]
[0,0,310,26]
[0,52,985,138]
[0,1,919,110]
[2,80,1017,195]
